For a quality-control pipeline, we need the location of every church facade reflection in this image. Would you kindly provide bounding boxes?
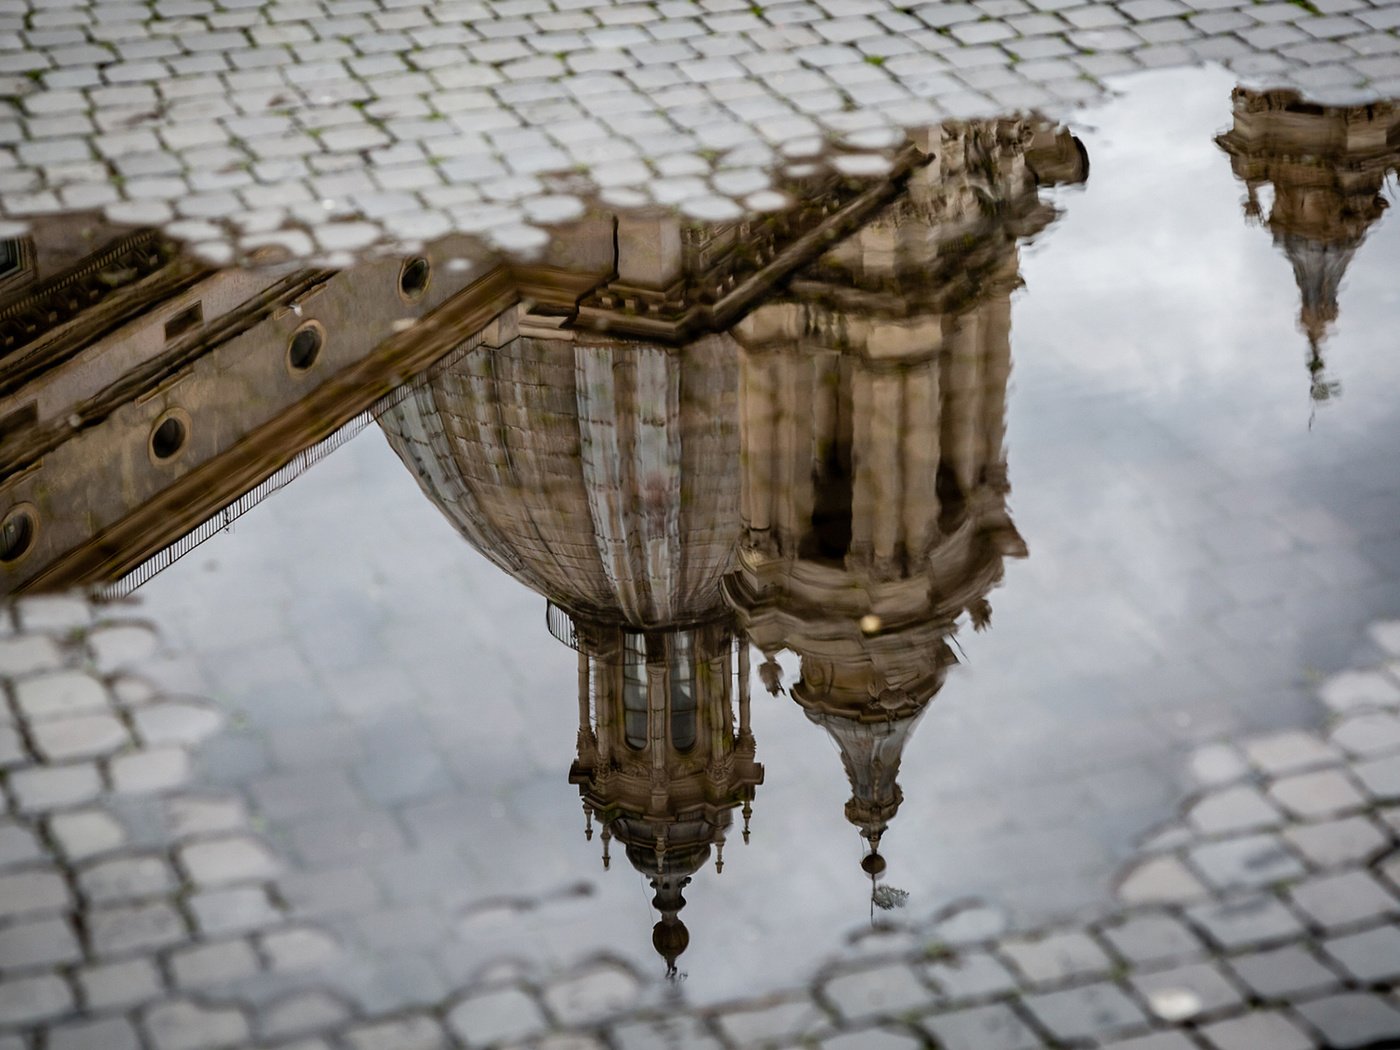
[1216,88,1400,403]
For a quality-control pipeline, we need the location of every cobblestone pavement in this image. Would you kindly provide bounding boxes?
[1,598,1398,1047]
[2,0,1400,260]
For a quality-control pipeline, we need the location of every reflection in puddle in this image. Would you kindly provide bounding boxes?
[1216,89,1400,406]
[1,74,1399,1021]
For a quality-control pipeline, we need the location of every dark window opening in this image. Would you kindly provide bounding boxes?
[622,633,648,749]
[669,635,696,751]
[400,257,431,300]
[0,508,34,563]
[151,416,187,460]
[288,323,323,371]
[164,302,203,342]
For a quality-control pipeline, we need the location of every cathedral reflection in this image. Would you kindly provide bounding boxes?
[1217,89,1400,404]
[376,115,1085,968]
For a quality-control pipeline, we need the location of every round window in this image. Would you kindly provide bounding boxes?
[0,506,35,564]
[288,321,324,372]
[150,414,187,461]
[399,257,431,301]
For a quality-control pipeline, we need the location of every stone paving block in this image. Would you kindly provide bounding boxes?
[919,1002,1045,1049]
[163,796,250,840]
[1225,943,1342,999]
[611,1015,723,1050]
[15,596,93,632]
[345,1013,449,1050]
[49,808,126,860]
[1318,669,1400,712]
[132,701,223,746]
[1330,711,1400,757]
[0,820,44,868]
[1353,753,1400,800]
[1283,814,1390,868]
[1098,912,1204,965]
[1188,744,1250,786]
[1188,784,1284,835]
[1320,923,1400,982]
[1242,729,1340,774]
[169,938,261,987]
[261,990,351,1040]
[0,633,64,675]
[0,914,83,969]
[1098,1033,1200,1050]
[8,761,103,810]
[1186,893,1306,950]
[0,866,71,918]
[447,985,547,1045]
[0,725,25,768]
[0,972,75,1025]
[188,885,282,935]
[1287,869,1399,930]
[79,957,165,1009]
[87,623,159,671]
[47,1016,142,1050]
[715,994,830,1046]
[1116,855,1210,904]
[543,962,641,1024]
[924,949,1020,1002]
[997,929,1113,984]
[819,1027,924,1050]
[79,853,176,903]
[109,745,192,794]
[143,998,251,1050]
[178,834,280,885]
[1293,992,1400,1048]
[1267,768,1367,820]
[927,901,1008,945]
[1129,961,1244,1022]
[13,670,111,721]
[821,960,932,1021]
[1188,833,1305,890]
[259,926,340,972]
[89,900,188,956]
[1199,1009,1314,1050]
[31,712,131,761]
[1020,981,1150,1042]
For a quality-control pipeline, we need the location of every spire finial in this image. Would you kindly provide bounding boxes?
[742,801,752,844]
[583,801,594,841]
[601,827,611,870]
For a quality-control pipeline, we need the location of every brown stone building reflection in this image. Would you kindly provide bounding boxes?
[723,118,1087,879]
[378,326,761,975]
[1216,88,1400,402]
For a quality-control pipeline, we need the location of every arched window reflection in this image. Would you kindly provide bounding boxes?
[670,634,696,751]
[623,633,648,749]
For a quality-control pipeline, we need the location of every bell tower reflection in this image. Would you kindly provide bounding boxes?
[1216,88,1400,404]
[724,118,1087,878]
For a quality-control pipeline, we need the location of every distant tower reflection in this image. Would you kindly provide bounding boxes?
[378,324,760,974]
[1216,88,1400,404]
[723,117,1087,880]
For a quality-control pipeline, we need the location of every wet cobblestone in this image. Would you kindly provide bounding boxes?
[0,600,1397,1046]
[1,0,1400,261]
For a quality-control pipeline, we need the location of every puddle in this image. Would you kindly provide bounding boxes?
[3,66,1400,1019]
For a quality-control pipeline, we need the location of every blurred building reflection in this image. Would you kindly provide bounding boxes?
[724,118,1086,879]
[1216,88,1400,403]
[378,329,761,976]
